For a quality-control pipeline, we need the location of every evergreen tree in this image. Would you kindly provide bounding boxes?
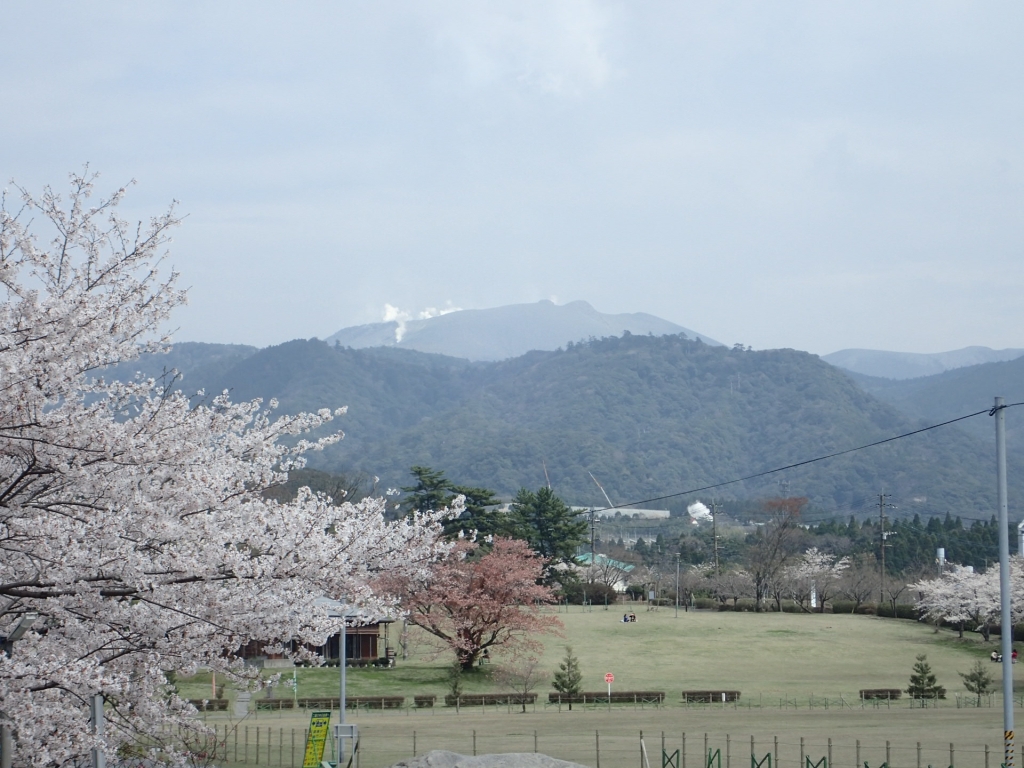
[552,645,584,709]
[959,660,994,707]
[510,487,587,571]
[448,484,508,540]
[907,654,946,700]
[402,466,506,540]
[402,466,455,516]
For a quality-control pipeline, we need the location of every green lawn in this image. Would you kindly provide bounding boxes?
[175,605,1015,704]
[175,609,1024,768]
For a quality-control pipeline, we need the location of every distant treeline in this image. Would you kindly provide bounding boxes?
[620,512,1003,575]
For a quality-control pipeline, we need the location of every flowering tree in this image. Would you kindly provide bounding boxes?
[0,173,451,767]
[787,548,850,613]
[384,537,561,670]
[913,565,1000,638]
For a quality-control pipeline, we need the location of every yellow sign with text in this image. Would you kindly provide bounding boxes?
[302,711,332,768]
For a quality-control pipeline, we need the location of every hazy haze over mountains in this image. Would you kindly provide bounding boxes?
[325,300,721,361]
[823,347,1024,380]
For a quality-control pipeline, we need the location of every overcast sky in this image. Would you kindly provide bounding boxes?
[4,2,1022,355]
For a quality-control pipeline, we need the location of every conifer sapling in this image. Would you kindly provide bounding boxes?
[552,645,584,709]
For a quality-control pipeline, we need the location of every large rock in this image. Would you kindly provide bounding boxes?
[388,750,590,768]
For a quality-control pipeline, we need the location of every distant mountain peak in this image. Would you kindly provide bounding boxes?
[325,300,720,361]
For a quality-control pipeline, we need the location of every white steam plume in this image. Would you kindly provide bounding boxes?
[687,501,713,523]
[382,303,462,343]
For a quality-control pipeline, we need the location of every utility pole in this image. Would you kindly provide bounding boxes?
[711,500,721,574]
[674,552,680,619]
[589,508,598,581]
[994,397,1013,768]
[877,494,896,608]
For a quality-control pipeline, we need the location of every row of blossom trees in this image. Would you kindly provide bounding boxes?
[912,560,1024,639]
[0,174,454,767]
[682,548,852,612]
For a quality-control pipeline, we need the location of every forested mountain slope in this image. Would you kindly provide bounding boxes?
[847,356,1024,451]
[124,334,1020,519]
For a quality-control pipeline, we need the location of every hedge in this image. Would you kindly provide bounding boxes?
[860,689,902,700]
[189,699,228,711]
[444,693,537,706]
[562,582,619,605]
[682,690,741,703]
[547,691,665,704]
[295,696,405,709]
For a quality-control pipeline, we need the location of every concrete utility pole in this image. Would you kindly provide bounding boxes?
[877,494,895,608]
[674,553,680,619]
[994,397,1014,768]
[91,694,105,768]
[711,500,721,573]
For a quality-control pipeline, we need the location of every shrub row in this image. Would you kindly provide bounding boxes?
[445,693,537,706]
[289,696,405,709]
[860,689,902,700]
[561,582,619,605]
[188,699,228,711]
[548,691,665,704]
[682,690,741,703]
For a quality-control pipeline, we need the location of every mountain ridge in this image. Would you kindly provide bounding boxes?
[109,335,1021,518]
[325,300,721,361]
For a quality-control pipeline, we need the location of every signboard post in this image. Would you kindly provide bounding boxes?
[301,711,332,768]
[605,672,614,699]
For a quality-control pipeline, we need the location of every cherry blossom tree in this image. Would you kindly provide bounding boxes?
[384,537,561,670]
[788,548,850,613]
[913,565,1000,638]
[0,173,452,767]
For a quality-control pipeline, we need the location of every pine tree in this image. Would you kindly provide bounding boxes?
[959,660,994,707]
[907,654,946,701]
[552,645,584,710]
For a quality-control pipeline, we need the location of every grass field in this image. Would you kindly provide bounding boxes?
[176,608,1024,768]
[178,605,1017,703]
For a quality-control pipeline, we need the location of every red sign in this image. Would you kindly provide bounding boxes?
[605,673,614,683]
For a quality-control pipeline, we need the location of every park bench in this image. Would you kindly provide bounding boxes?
[444,693,538,706]
[548,691,665,705]
[414,695,437,708]
[859,689,902,700]
[188,699,228,711]
[682,690,741,703]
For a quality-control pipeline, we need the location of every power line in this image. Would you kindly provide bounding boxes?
[595,403,1024,514]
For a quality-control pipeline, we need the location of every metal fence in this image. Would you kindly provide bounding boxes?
[184,725,1002,768]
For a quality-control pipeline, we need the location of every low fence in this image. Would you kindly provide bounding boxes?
[217,692,1011,717]
[175,725,1004,768]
